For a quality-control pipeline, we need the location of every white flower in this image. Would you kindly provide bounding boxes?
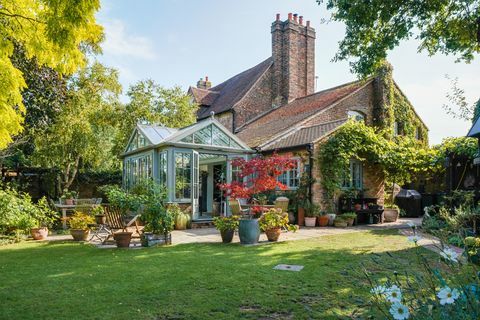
[440,247,459,263]
[389,302,410,320]
[385,285,402,303]
[407,235,422,243]
[370,285,387,295]
[437,286,460,305]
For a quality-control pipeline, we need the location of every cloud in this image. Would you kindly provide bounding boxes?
[101,19,157,60]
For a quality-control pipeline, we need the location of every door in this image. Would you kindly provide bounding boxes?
[191,150,200,220]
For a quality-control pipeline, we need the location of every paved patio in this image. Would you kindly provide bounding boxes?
[46,217,423,248]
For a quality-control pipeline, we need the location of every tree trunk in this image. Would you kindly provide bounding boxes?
[63,156,80,190]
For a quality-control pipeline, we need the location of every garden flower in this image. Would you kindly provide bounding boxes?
[407,235,422,243]
[370,285,387,295]
[389,302,410,320]
[440,247,459,263]
[385,285,402,303]
[437,286,460,305]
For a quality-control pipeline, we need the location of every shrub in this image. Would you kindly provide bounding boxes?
[259,208,297,232]
[69,212,95,230]
[213,215,240,232]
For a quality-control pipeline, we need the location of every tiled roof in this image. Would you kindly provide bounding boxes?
[261,119,347,151]
[236,79,369,148]
[194,57,273,119]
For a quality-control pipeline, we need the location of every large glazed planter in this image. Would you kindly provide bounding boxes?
[220,229,235,243]
[141,232,172,247]
[327,214,336,226]
[175,213,189,230]
[238,219,260,245]
[70,229,90,241]
[384,209,399,222]
[265,228,281,242]
[304,217,317,227]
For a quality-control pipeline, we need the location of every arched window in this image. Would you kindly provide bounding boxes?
[347,110,365,122]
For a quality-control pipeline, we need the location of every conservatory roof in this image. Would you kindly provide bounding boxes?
[122,116,254,157]
[467,116,480,138]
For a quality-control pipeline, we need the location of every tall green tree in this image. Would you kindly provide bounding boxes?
[33,62,121,190]
[318,0,480,76]
[0,0,103,149]
[114,80,198,156]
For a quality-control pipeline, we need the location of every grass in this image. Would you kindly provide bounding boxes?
[0,229,437,319]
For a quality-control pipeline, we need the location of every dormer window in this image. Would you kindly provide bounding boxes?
[348,110,365,122]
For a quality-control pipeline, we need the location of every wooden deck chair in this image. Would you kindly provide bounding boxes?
[274,197,289,213]
[103,205,141,243]
[228,199,249,216]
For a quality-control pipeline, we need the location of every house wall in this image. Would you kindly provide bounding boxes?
[215,112,234,132]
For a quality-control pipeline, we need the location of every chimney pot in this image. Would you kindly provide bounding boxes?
[293,14,298,23]
[299,16,303,25]
[306,20,311,27]
[276,13,280,21]
[288,13,292,20]
[205,76,208,81]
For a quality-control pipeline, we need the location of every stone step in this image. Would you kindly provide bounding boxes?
[191,220,214,229]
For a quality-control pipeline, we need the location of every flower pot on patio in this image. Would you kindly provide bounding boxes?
[95,214,106,225]
[304,217,317,227]
[65,198,74,205]
[265,227,281,242]
[113,231,132,248]
[175,212,189,230]
[141,232,171,247]
[327,214,336,226]
[30,227,48,240]
[220,229,235,243]
[334,219,348,228]
[70,229,90,241]
[318,215,329,227]
[297,207,305,226]
[384,209,399,222]
[238,218,260,245]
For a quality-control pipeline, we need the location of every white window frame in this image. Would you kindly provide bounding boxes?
[277,158,301,190]
[342,159,363,190]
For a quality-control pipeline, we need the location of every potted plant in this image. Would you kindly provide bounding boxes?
[220,154,296,245]
[61,189,78,205]
[304,201,320,227]
[259,208,297,241]
[318,211,329,227]
[334,216,348,228]
[384,204,400,222]
[69,211,95,241]
[92,205,106,224]
[213,215,240,243]
[29,197,57,240]
[341,212,357,226]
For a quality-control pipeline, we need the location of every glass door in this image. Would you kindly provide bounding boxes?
[191,150,200,220]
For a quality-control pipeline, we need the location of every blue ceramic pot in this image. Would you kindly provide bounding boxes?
[238,218,260,245]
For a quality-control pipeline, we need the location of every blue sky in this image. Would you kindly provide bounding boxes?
[97,0,479,145]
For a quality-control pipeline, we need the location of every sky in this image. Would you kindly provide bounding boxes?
[96,0,480,145]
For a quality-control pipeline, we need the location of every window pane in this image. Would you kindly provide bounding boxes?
[181,134,193,143]
[212,125,230,147]
[175,152,192,200]
[194,125,212,144]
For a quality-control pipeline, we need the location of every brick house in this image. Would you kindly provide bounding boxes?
[189,13,428,211]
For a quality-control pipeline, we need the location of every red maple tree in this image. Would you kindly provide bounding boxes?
[220,154,296,200]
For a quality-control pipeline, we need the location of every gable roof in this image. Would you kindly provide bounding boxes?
[236,79,370,148]
[467,116,480,138]
[261,119,347,151]
[193,57,273,119]
[137,124,179,145]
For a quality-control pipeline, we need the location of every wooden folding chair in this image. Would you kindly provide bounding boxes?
[102,205,141,243]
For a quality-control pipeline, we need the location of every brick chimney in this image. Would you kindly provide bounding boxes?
[196,76,212,89]
[271,13,315,107]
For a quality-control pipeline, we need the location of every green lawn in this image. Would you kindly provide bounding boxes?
[0,229,435,319]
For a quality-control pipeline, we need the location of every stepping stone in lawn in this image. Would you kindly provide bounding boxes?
[273,264,304,271]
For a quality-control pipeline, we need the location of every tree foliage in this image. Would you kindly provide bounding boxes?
[318,0,480,76]
[0,0,103,149]
[114,79,198,156]
[443,76,480,123]
[33,62,121,190]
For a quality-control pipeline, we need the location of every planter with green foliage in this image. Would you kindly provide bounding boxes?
[341,212,357,226]
[383,205,399,222]
[61,189,78,205]
[304,201,320,227]
[259,208,297,242]
[69,212,95,241]
[318,212,330,227]
[168,203,190,230]
[334,216,348,228]
[213,215,239,243]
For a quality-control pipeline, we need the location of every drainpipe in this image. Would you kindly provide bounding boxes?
[232,109,236,133]
[307,143,314,203]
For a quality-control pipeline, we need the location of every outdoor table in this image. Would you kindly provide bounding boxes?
[54,203,98,229]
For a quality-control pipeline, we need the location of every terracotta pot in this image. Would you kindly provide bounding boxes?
[354,203,362,211]
[384,209,399,222]
[297,207,305,226]
[30,227,48,240]
[318,215,329,227]
[65,199,74,205]
[265,228,281,242]
[70,229,90,241]
[220,229,235,243]
[327,214,336,226]
[304,217,317,227]
[113,232,132,248]
[95,214,106,224]
[346,218,355,227]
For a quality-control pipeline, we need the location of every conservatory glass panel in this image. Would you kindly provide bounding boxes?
[175,152,192,200]
[181,134,193,143]
[159,151,167,186]
[212,125,231,147]
[194,125,212,144]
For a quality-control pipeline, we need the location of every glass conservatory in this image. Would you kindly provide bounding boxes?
[121,116,254,220]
